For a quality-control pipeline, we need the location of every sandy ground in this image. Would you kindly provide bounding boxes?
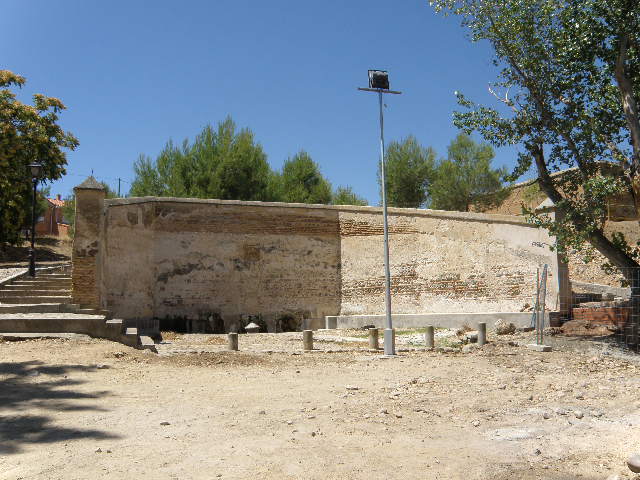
[1,330,640,480]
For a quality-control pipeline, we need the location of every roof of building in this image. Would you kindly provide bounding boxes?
[74,176,105,191]
[47,197,65,207]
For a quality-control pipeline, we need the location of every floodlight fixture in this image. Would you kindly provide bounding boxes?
[368,70,389,90]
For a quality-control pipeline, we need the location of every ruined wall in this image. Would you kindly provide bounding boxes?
[97,198,560,330]
[339,208,560,315]
[101,198,341,331]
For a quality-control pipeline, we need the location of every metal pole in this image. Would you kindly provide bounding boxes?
[28,177,38,277]
[378,91,395,356]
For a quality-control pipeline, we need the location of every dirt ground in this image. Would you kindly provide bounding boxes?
[1,329,639,480]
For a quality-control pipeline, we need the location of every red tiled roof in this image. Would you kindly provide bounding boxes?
[48,197,65,207]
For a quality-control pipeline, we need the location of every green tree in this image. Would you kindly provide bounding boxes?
[0,70,78,246]
[381,135,435,208]
[130,117,272,201]
[277,151,332,204]
[430,0,640,281]
[331,186,368,206]
[430,133,508,212]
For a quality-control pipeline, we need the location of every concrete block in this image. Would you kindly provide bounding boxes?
[526,343,552,352]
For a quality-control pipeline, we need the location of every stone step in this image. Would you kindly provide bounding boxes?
[0,290,70,297]
[8,281,71,288]
[33,274,71,279]
[0,296,72,304]
[0,303,69,314]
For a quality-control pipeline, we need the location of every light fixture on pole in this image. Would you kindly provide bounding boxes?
[28,163,43,277]
[358,70,401,356]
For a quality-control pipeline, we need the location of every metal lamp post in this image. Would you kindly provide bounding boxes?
[358,70,401,356]
[28,163,43,277]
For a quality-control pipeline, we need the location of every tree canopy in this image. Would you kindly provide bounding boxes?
[275,151,333,204]
[381,135,436,208]
[430,133,508,212]
[430,0,640,279]
[0,70,78,246]
[130,117,365,207]
[130,118,272,201]
[331,186,368,206]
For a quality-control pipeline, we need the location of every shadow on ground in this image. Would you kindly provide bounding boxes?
[0,360,120,454]
[0,236,71,265]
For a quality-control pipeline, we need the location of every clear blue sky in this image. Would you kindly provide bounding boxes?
[4,0,525,203]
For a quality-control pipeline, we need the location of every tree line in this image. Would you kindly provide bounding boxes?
[129,117,367,206]
[130,116,508,212]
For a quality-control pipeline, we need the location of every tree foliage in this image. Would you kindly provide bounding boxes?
[130,117,365,207]
[331,186,368,206]
[275,151,333,204]
[130,117,272,201]
[0,70,78,246]
[430,0,640,279]
[430,133,508,212]
[381,135,436,208]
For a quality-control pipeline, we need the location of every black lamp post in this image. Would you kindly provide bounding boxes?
[28,163,43,277]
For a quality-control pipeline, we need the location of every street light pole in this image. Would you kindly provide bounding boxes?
[359,70,401,356]
[28,163,43,277]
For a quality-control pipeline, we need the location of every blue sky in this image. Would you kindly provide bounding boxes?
[4,0,524,203]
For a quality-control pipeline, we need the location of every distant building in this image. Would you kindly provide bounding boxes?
[35,194,70,237]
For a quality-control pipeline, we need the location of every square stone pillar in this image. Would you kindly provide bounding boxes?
[71,177,105,308]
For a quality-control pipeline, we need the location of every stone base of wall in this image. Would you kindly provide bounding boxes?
[325,312,544,330]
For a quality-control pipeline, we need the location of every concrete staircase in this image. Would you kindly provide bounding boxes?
[0,265,157,352]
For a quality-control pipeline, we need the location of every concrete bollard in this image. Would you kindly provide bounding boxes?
[227,332,239,351]
[478,322,487,346]
[425,325,434,349]
[303,330,313,351]
[368,328,379,350]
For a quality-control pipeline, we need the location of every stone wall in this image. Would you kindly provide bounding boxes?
[93,197,561,331]
[71,178,105,308]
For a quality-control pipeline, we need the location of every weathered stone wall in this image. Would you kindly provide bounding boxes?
[71,180,105,308]
[95,198,561,330]
[338,209,560,315]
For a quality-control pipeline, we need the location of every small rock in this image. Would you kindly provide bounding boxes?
[627,453,640,473]
[286,420,293,425]
[345,385,360,391]
[106,449,112,454]
[472,420,480,427]
[527,395,534,401]
[555,408,568,416]
[543,412,551,419]
[591,411,604,418]
[95,448,102,453]
[533,448,541,455]
[575,392,585,400]
[379,408,388,415]
[311,431,316,437]
[574,410,584,419]
[96,363,109,369]
[258,410,266,415]
[394,413,403,419]
[160,421,170,426]
[495,319,516,335]
[498,384,507,390]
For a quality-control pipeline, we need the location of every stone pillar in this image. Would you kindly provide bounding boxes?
[71,177,105,309]
[425,325,434,349]
[368,328,379,350]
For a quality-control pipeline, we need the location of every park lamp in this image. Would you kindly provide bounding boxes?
[27,162,43,277]
[29,163,43,179]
